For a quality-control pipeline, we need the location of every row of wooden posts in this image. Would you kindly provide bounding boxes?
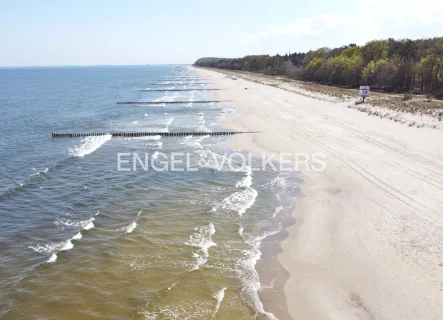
[52,131,258,138]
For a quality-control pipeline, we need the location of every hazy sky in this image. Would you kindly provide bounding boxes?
[1,0,442,66]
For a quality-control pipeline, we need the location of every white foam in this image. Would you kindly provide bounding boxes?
[213,287,227,316]
[122,221,137,234]
[235,175,252,189]
[55,217,95,230]
[196,135,210,142]
[47,253,57,263]
[54,217,77,228]
[68,134,112,158]
[185,223,216,271]
[272,206,283,218]
[261,279,276,290]
[235,165,253,189]
[133,135,162,140]
[216,108,236,121]
[239,226,244,236]
[154,126,169,133]
[31,236,78,263]
[162,93,178,102]
[268,176,287,189]
[188,91,195,102]
[255,225,282,242]
[72,232,82,240]
[30,243,60,254]
[131,121,138,124]
[196,124,212,133]
[235,227,282,320]
[82,218,95,230]
[196,150,251,173]
[212,188,258,216]
[60,239,74,251]
[182,135,210,149]
[287,197,297,209]
[154,141,163,148]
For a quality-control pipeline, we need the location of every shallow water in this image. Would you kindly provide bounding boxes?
[0,65,300,319]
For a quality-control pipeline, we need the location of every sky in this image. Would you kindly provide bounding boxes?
[0,0,442,66]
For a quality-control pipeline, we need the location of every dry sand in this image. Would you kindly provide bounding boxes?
[191,66,443,320]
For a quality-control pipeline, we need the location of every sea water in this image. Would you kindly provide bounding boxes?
[0,65,300,319]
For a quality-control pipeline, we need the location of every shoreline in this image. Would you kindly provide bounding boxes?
[193,67,300,319]
[197,67,443,131]
[190,66,443,320]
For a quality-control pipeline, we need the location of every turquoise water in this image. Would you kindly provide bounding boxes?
[0,66,299,319]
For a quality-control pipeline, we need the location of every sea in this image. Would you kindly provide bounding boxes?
[0,65,300,319]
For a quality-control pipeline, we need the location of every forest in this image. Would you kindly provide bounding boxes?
[194,37,443,97]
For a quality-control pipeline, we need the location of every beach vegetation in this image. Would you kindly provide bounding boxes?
[194,37,443,98]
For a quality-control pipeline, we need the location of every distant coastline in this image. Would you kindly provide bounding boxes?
[0,63,191,69]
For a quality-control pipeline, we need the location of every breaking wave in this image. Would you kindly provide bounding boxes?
[185,223,216,271]
[213,287,227,316]
[212,187,258,216]
[122,221,137,234]
[68,134,112,157]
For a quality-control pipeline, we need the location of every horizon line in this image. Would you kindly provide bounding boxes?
[0,63,192,69]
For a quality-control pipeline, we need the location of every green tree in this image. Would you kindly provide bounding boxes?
[194,36,443,94]
[362,61,376,85]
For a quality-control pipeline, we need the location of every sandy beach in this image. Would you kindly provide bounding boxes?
[191,66,443,320]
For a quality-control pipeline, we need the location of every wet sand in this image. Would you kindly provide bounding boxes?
[191,66,443,320]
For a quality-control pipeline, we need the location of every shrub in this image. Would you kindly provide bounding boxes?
[402,93,412,101]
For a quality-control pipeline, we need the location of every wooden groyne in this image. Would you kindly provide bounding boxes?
[52,131,259,138]
[162,78,201,80]
[137,89,219,92]
[116,100,227,105]
[157,79,203,82]
[147,83,210,86]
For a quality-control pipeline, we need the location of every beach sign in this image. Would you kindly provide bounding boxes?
[359,86,370,98]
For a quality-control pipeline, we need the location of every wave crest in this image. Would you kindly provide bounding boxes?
[68,134,112,157]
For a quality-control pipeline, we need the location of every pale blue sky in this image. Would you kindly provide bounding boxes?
[1,0,442,66]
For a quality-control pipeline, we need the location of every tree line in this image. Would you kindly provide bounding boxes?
[194,37,443,96]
